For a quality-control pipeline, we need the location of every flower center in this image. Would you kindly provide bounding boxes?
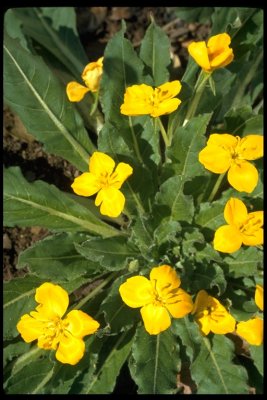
[239,214,262,235]
[98,171,120,189]
[151,279,178,307]
[41,317,68,349]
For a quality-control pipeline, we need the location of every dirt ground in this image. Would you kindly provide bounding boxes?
[3,7,211,282]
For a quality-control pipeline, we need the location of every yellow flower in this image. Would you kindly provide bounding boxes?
[213,197,263,253]
[199,134,263,193]
[66,57,103,102]
[236,285,263,346]
[16,282,100,365]
[71,152,133,218]
[119,265,193,335]
[191,290,236,335]
[120,81,182,118]
[188,33,234,72]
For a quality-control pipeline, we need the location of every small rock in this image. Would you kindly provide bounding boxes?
[3,233,12,249]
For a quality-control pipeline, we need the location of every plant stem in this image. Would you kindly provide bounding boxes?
[157,117,170,147]
[183,70,211,127]
[74,272,118,310]
[129,116,143,164]
[89,91,99,116]
[208,172,226,203]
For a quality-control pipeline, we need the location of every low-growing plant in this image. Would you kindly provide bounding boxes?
[4,7,263,394]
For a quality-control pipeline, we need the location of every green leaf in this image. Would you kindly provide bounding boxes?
[75,236,140,271]
[224,105,263,135]
[129,326,180,394]
[188,262,227,296]
[5,357,56,394]
[17,233,103,281]
[171,317,201,362]
[191,335,249,394]
[250,345,263,376]
[153,220,181,246]
[4,33,94,171]
[139,20,170,86]
[4,341,33,369]
[155,176,194,223]
[167,114,212,182]
[173,7,214,24]
[4,9,30,51]
[12,7,88,77]
[4,275,44,339]
[223,247,262,278]
[4,166,119,237]
[83,330,135,394]
[194,200,225,241]
[99,275,139,333]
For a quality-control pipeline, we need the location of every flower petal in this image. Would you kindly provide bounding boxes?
[82,57,103,92]
[188,41,211,71]
[35,282,69,319]
[150,265,181,294]
[157,81,182,101]
[198,143,231,173]
[151,98,181,117]
[213,225,243,253]
[111,162,133,189]
[207,33,231,51]
[71,172,100,197]
[209,48,234,69]
[89,152,115,177]
[239,135,263,160]
[209,311,236,334]
[208,33,233,70]
[56,332,85,365]
[165,288,193,318]
[228,160,259,193]
[191,290,210,315]
[119,276,154,308]
[140,304,171,335]
[64,310,100,338]
[224,197,248,226]
[16,314,45,343]
[66,81,90,102]
[236,317,263,346]
[242,227,263,246]
[120,84,154,116]
[196,315,211,335]
[95,187,125,217]
[207,133,238,148]
[255,285,263,311]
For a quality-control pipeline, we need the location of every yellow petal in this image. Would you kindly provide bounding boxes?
[157,81,182,101]
[82,58,103,92]
[150,265,181,294]
[151,98,181,117]
[64,310,100,338]
[236,317,263,346]
[196,315,211,335]
[207,133,238,148]
[191,290,209,315]
[255,285,263,311]
[228,160,259,193]
[89,152,115,177]
[207,33,231,52]
[213,225,243,253]
[17,314,46,343]
[242,227,264,246]
[95,187,125,217]
[239,135,263,160]
[66,81,90,102]
[188,41,211,71]
[120,84,154,116]
[71,172,100,197]
[224,197,248,226]
[56,332,85,365]
[119,276,154,308]
[209,48,234,69]
[35,282,69,319]
[209,311,236,334]
[165,288,193,318]
[198,143,231,173]
[140,304,171,335]
[111,162,133,189]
